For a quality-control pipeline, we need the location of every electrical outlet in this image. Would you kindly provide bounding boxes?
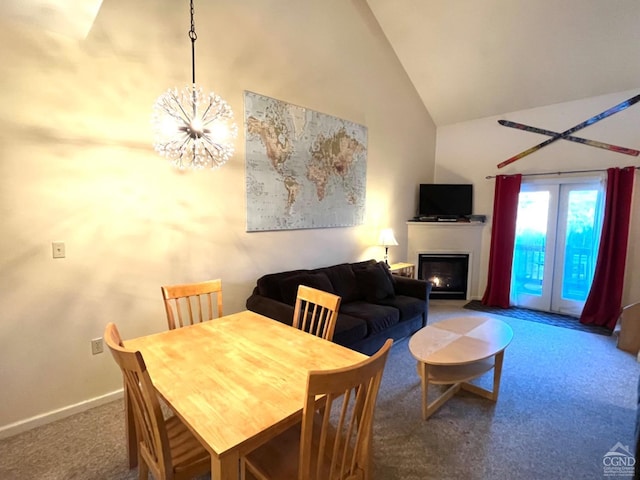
[52,241,65,259]
[91,338,104,355]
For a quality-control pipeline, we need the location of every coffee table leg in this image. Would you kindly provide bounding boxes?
[491,350,505,401]
[419,361,429,420]
[418,361,463,420]
[459,351,506,401]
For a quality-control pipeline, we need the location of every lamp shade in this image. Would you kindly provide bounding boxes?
[378,228,398,247]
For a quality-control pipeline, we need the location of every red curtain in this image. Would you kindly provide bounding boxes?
[580,167,635,329]
[482,174,522,308]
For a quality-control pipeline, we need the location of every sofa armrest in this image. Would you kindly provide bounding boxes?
[246,292,295,327]
[393,276,432,300]
[393,277,432,326]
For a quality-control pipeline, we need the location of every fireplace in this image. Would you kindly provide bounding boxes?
[418,253,470,300]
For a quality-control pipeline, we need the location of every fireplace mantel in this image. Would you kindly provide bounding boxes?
[407,222,485,300]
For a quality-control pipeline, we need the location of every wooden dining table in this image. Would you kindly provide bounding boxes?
[123,310,367,480]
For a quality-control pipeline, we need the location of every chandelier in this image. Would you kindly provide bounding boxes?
[151,0,237,170]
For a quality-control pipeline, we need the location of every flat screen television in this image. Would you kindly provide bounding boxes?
[419,184,473,218]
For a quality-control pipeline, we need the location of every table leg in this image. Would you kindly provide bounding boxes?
[419,361,429,420]
[418,361,463,420]
[416,348,510,419]
[459,351,506,402]
[491,350,505,401]
[426,383,462,419]
[212,451,241,480]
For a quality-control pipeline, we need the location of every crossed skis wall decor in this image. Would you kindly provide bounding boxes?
[497,93,640,169]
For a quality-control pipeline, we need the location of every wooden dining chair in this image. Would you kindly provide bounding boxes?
[104,322,210,480]
[161,279,223,330]
[241,338,393,480]
[292,284,342,341]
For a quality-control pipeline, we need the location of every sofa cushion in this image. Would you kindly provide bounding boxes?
[376,295,425,322]
[332,313,368,347]
[351,259,377,270]
[279,272,335,306]
[339,301,400,335]
[323,263,362,303]
[378,261,397,286]
[354,262,395,302]
[256,269,308,302]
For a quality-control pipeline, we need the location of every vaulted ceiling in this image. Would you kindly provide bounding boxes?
[5,1,640,128]
[366,0,640,126]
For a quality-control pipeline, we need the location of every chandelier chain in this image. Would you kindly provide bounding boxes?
[189,0,197,84]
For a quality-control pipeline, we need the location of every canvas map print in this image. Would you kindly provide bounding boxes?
[244,91,367,231]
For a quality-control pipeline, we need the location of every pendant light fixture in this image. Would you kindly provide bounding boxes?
[152,0,237,170]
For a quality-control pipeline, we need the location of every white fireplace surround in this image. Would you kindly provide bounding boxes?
[407,222,485,300]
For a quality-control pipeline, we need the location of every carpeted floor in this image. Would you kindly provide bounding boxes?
[0,302,638,479]
[463,299,612,336]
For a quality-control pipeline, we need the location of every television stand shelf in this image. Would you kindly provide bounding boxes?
[410,215,486,224]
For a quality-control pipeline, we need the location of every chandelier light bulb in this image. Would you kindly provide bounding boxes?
[188,118,204,138]
[152,84,237,170]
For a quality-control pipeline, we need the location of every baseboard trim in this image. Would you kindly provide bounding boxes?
[0,389,124,440]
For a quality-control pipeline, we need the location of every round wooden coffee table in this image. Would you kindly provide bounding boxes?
[408,315,513,420]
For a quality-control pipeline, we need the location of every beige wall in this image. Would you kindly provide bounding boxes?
[435,90,640,302]
[0,0,436,433]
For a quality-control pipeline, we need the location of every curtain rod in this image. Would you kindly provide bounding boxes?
[485,166,640,180]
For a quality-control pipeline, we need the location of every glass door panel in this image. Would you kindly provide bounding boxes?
[551,184,603,315]
[511,186,557,311]
[511,179,603,316]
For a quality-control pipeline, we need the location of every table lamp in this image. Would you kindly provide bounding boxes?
[378,228,398,266]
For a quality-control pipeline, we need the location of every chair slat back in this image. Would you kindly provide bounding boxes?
[293,285,341,341]
[104,323,172,479]
[299,339,393,480]
[161,279,223,330]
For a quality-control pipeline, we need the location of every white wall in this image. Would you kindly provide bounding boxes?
[435,90,640,302]
[0,0,436,433]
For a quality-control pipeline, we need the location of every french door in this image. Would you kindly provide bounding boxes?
[510,178,604,316]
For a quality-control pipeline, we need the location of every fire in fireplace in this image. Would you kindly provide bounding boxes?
[418,253,469,300]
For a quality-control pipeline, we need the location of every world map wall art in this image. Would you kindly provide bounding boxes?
[244,91,367,232]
